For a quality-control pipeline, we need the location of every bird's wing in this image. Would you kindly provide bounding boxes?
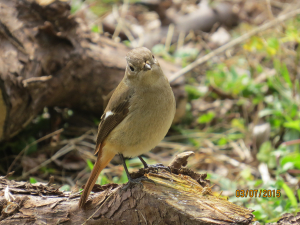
[94,81,133,155]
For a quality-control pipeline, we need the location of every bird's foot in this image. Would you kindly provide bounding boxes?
[145,163,171,173]
[122,176,155,190]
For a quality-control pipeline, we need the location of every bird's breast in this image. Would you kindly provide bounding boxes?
[106,85,175,157]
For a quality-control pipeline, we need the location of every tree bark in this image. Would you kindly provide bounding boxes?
[0,0,186,141]
[0,168,254,225]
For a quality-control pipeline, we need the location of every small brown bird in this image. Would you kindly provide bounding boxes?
[78,47,176,208]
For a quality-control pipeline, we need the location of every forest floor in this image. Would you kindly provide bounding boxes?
[1,0,300,223]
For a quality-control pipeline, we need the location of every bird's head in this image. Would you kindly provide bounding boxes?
[125,47,164,87]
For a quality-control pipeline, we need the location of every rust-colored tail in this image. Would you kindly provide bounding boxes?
[79,147,115,208]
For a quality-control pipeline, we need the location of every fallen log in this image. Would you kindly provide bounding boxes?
[0,154,254,225]
[0,0,186,141]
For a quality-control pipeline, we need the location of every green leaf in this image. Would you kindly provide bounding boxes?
[227,133,244,140]
[230,67,238,81]
[70,2,82,14]
[175,47,199,59]
[218,137,227,145]
[281,154,300,170]
[257,141,276,168]
[185,85,202,100]
[152,44,165,55]
[295,80,300,93]
[273,58,281,72]
[197,112,215,124]
[267,38,279,55]
[100,175,109,185]
[30,177,37,184]
[267,37,279,49]
[120,169,128,183]
[86,159,94,171]
[189,138,201,147]
[256,64,263,73]
[59,185,71,191]
[254,180,263,187]
[283,120,300,132]
[91,25,99,33]
[282,182,298,208]
[243,36,264,52]
[259,109,277,117]
[231,118,245,132]
[281,63,292,88]
[240,168,252,180]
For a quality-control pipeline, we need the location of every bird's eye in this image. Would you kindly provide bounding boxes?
[129,66,134,71]
[152,55,155,59]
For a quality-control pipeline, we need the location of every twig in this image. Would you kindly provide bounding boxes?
[238,139,253,162]
[112,0,129,41]
[112,5,122,41]
[0,23,27,54]
[215,0,287,9]
[138,210,147,225]
[165,23,175,52]
[22,75,53,87]
[282,139,300,146]
[266,0,274,19]
[14,129,95,180]
[19,143,74,180]
[121,23,135,42]
[7,128,64,174]
[185,30,195,43]
[230,141,245,161]
[163,128,240,141]
[58,129,95,145]
[177,31,185,50]
[168,7,300,82]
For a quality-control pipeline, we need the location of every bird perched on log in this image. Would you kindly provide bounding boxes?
[79,47,176,208]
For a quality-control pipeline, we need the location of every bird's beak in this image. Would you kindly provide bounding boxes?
[145,62,151,70]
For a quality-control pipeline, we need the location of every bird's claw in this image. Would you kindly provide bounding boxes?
[122,176,155,190]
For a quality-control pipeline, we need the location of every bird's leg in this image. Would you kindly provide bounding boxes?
[120,154,132,181]
[138,156,170,173]
[138,156,148,168]
[120,154,154,190]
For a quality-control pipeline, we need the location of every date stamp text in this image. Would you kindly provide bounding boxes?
[236,189,281,198]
